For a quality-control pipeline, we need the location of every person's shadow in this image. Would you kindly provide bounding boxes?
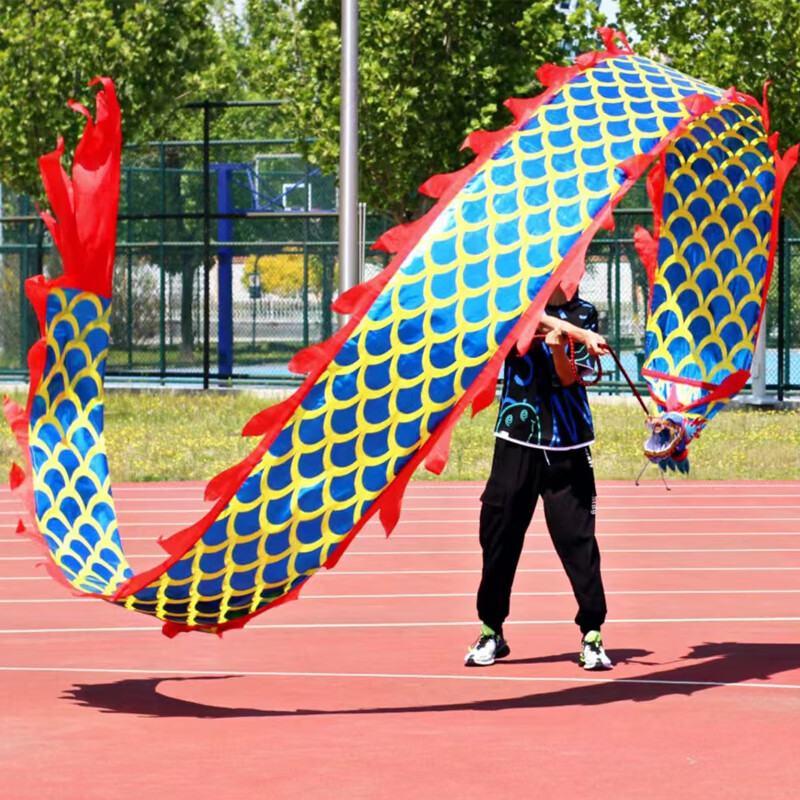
[62,642,800,719]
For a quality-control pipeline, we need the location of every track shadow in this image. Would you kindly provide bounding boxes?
[63,642,800,719]
[500,648,655,667]
[62,676,319,719]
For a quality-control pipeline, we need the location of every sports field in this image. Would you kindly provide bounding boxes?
[2,479,799,799]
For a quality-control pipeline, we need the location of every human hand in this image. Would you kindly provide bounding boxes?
[544,327,567,348]
[575,329,609,358]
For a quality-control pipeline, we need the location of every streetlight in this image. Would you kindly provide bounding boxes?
[248,269,262,351]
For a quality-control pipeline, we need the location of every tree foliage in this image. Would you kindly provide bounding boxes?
[243,0,604,223]
[617,0,800,213]
[242,249,323,296]
[0,0,223,196]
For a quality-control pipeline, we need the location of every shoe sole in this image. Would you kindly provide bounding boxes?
[579,658,613,670]
[464,643,511,667]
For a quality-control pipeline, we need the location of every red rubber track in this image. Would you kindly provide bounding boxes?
[1,479,799,799]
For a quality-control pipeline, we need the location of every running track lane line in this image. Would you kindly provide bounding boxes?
[3,517,797,528]
[5,589,800,603]
[2,531,800,542]
[2,617,800,634]
[4,566,800,580]
[5,504,800,516]
[5,547,800,561]
[0,665,798,691]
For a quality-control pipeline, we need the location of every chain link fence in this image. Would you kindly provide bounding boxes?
[0,133,797,398]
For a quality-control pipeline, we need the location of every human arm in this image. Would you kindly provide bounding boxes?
[544,327,577,386]
[539,313,609,358]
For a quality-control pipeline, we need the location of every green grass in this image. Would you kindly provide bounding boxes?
[1,390,798,484]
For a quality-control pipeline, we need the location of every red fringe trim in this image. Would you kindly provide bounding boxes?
[37,78,121,299]
[30,31,784,636]
[639,84,797,414]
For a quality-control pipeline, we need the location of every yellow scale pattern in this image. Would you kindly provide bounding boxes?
[30,55,731,629]
[118,55,717,629]
[30,289,133,593]
[643,103,775,420]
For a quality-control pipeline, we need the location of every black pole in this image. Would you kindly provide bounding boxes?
[777,216,786,402]
[202,99,211,390]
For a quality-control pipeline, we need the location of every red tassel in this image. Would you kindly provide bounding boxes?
[646,161,666,236]
[15,519,26,534]
[777,143,800,181]
[378,473,411,538]
[378,494,402,538]
[418,165,472,199]
[424,420,456,475]
[681,93,716,117]
[371,215,429,254]
[633,225,658,292]
[331,271,384,314]
[471,372,499,418]
[515,316,541,358]
[241,397,294,438]
[598,207,615,232]
[204,460,253,502]
[556,238,591,301]
[715,370,750,398]
[37,78,121,298]
[288,342,327,374]
[503,96,546,125]
[24,275,55,336]
[597,27,634,54]
[9,462,25,491]
[26,339,48,396]
[762,81,772,133]
[616,153,653,181]
[575,51,602,70]
[537,63,581,88]
[162,621,189,638]
[460,126,514,157]
[3,396,27,441]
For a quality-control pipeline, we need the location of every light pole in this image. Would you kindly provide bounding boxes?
[338,0,359,327]
[248,269,262,351]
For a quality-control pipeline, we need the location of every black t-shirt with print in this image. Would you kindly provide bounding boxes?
[495,297,598,450]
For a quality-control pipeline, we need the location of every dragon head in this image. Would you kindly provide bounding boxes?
[643,412,704,474]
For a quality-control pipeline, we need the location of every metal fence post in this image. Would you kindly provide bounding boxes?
[159,144,167,377]
[303,162,310,348]
[202,100,211,390]
[614,234,621,385]
[216,165,234,378]
[777,216,785,402]
[126,167,134,368]
[19,195,29,367]
[783,220,792,391]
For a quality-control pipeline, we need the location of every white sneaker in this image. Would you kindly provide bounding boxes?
[580,630,613,670]
[465,631,511,667]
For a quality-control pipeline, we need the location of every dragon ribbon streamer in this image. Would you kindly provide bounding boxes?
[6,30,795,635]
[638,93,797,471]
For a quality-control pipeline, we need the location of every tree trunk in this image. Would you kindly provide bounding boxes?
[163,146,198,359]
[180,260,195,359]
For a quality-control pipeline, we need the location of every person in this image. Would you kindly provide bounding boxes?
[464,285,613,670]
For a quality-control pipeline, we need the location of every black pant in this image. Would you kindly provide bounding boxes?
[477,437,607,635]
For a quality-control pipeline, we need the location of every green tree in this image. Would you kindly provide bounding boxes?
[0,0,223,198]
[243,0,604,223]
[617,0,800,213]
